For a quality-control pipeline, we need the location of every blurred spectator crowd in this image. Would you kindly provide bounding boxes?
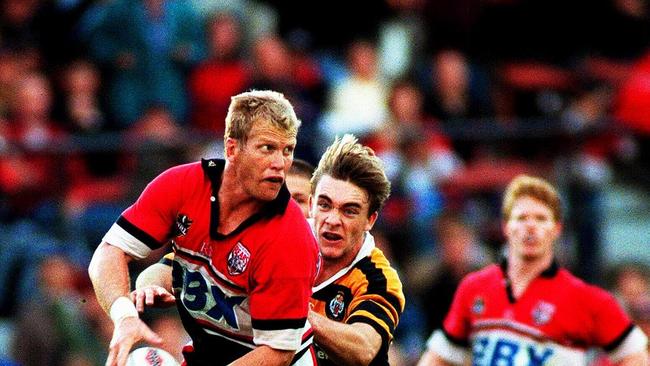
[0,0,649,365]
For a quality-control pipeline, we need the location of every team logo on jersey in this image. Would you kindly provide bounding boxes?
[227,242,250,276]
[328,291,346,320]
[174,214,193,236]
[532,300,556,326]
[472,297,485,315]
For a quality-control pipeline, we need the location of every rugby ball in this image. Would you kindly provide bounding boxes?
[126,347,180,366]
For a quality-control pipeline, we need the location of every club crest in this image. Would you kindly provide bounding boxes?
[532,300,556,326]
[328,291,346,321]
[227,242,250,276]
[472,297,485,315]
[174,214,193,236]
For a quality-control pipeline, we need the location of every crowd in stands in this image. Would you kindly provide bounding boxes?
[0,0,649,365]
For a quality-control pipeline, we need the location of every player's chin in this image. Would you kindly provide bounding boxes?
[319,245,344,261]
[257,186,282,201]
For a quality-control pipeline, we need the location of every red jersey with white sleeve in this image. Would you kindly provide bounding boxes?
[426,260,648,365]
[102,159,320,365]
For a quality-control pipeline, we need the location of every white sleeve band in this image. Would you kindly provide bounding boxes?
[103,223,152,260]
[426,329,470,365]
[608,326,649,362]
[110,296,139,323]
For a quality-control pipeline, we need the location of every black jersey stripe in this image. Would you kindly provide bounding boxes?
[116,216,164,249]
[354,257,403,314]
[603,323,635,352]
[252,317,307,330]
[159,256,173,266]
[350,300,396,333]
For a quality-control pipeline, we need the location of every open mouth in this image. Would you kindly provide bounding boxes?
[264,177,283,184]
[322,232,343,241]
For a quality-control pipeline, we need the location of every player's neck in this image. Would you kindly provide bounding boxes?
[507,254,553,297]
[218,171,263,235]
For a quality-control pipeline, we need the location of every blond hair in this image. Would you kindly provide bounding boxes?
[502,175,563,222]
[312,134,391,216]
[224,90,300,146]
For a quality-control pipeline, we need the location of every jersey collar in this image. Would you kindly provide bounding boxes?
[499,256,560,278]
[201,158,291,239]
[499,256,559,303]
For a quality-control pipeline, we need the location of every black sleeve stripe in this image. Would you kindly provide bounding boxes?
[251,317,307,330]
[354,257,403,314]
[347,315,390,348]
[603,323,635,352]
[442,327,469,347]
[116,216,163,249]
[159,256,173,266]
[349,300,395,333]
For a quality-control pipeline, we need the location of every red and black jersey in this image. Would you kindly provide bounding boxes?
[103,159,320,365]
[426,259,648,365]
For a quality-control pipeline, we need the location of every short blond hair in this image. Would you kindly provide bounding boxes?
[224,90,300,146]
[312,134,391,216]
[502,175,562,222]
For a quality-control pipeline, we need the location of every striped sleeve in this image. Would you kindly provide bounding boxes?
[346,249,405,349]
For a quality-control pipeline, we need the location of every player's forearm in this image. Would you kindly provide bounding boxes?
[309,311,381,366]
[228,345,294,366]
[135,263,173,291]
[614,350,649,366]
[88,242,133,314]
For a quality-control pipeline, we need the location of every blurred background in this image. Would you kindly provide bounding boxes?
[0,0,649,365]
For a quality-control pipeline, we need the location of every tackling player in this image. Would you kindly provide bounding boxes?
[417,175,649,366]
[88,90,320,366]
[307,134,405,365]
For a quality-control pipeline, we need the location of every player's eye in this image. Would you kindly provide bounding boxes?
[344,208,359,216]
[283,146,294,156]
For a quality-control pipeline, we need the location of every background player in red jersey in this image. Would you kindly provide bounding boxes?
[88,90,319,366]
[417,175,649,366]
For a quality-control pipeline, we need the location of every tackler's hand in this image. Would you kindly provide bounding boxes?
[130,285,176,313]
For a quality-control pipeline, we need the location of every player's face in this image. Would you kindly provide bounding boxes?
[311,175,378,267]
[504,195,561,262]
[286,173,311,218]
[232,120,295,202]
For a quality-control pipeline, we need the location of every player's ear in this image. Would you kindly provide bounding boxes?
[225,137,239,161]
[365,211,378,231]
[308,194,314,216]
